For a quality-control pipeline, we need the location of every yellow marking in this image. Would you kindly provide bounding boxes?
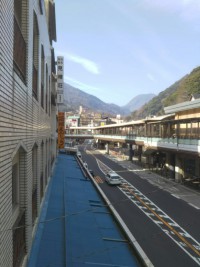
[122,184,200,257]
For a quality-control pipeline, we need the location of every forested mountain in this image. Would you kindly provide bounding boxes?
[130,66,200,120]
[61,66,200,119]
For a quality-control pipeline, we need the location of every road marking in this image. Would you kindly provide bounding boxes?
[119,182,200,265]
[188,203,200,210]
[94,157,200,265]
[171,194,180,199]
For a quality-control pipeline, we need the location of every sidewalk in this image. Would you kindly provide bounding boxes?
[102,151,200,210]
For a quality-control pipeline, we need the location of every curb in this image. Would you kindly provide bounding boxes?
[90,173,154,267]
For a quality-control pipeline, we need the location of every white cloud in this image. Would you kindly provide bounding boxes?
[64,76,101,93]
[65,53,100,74]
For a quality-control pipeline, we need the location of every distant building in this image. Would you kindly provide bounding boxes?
[79,105,83,114]
[65,115,80,128]
[0,0,57,266]
[189,93,200,101]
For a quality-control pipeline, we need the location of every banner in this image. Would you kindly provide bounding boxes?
[58,112,65,149]
[57,56,64,104]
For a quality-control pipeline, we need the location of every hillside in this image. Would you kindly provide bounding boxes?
[123,93,155,112]
[61,66,200,119]
[131,66,200,120]
[63,83,130,115]
[62,83,155,116]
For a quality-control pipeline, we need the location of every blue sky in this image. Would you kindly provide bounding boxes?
[54,0,200,106]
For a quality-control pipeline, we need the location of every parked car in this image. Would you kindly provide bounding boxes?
[105,171,121,185]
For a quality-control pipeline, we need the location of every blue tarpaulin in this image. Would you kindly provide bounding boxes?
[28,154,140,267]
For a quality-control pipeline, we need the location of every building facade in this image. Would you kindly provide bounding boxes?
[67,99,200,186]
[0,0,57,266]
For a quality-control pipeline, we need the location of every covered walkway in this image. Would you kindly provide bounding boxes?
[27,153,141,267]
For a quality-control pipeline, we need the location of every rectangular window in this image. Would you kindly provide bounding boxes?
[12,163,19,207]
[39,0,44,14]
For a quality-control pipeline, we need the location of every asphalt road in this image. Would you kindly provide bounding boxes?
[79,145,200,267]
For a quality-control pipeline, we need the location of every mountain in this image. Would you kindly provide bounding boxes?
[131,66,200,120]
[63,83,129,115]
[62,83,157,116]
[123,94,155,112]
[62,83,131,115]
[62,66,200,119]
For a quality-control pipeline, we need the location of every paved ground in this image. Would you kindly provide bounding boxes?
[104,153,200,210]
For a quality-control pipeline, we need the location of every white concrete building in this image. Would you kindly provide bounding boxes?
[0,0,57,266]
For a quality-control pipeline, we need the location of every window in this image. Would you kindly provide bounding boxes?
[12,163,19,208]
[32,12,39,99]
[45,64,48,113]
[49,76,51,115]
[38,0,44,14]
[13,0,27,82]
[41,45,45,108]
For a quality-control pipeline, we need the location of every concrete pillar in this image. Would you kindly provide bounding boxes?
[105,142,109,154]
[175,155,183,182]
[165,152,175,179]
[128,144,133,161]
[195,158,200,177]
[96,140,99,149]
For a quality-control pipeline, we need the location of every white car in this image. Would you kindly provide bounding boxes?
[105,171,121,185]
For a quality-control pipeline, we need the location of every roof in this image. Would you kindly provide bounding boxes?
[27,154,140,267]
[189,93,200,101]
[164,98,200,114]
[107,171,119,177]
[144,114,175,122]
[67,115,80,119]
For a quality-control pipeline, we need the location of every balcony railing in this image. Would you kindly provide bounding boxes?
[13,211,26,267]
[13,17,26,81]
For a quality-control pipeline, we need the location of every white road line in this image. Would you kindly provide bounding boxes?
[95,157,200,265]
[188,203,200,210]
[171,194,180,199]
